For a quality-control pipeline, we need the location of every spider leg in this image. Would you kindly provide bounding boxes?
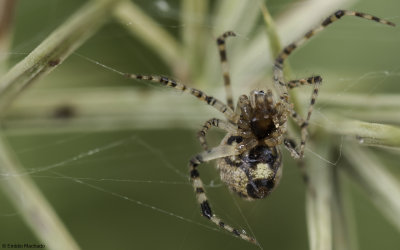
[283,138,310,184]
[189,145,257,244]
[274,10,394,96]
[287,76,322,158]
[283,138,300,159]
[287,76,322,89]
[274,10,394,72]
[125,74,236,122]
[216,31,236,110]
[274,10,393,157]
[198,118,237,150]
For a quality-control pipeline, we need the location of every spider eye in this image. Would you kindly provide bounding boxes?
[246,178,275,199]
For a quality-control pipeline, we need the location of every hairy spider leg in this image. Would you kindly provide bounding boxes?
[273,10,395,158]
[125,74,236,122]
[197,118,237,150]
[216,31,236,110]
[189,145,258,244]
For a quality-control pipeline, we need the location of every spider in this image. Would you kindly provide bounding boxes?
[125,10,394,244]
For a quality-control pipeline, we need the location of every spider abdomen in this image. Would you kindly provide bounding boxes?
[217,135,283,200]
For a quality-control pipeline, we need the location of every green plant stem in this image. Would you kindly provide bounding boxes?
[0,0,123,248]
[298,91,400,108]
[259,1,302,119]
[343,144,400,232]
[331,165,358,250]
[0,133,80,250]
[259,2,281,60]
[306,141,333,250]
[0,0,121,115]
[321,116,400,148]
[0,0,17,74]
[181,0,208,81]
[3,88,400,137]
[113,0,186,78]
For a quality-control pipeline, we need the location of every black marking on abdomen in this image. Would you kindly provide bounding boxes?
[243,145,278,168]
[246,178,275,199]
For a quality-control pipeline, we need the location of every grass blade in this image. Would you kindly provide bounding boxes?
[343,144,400,232]
[0,133,80,249]
[306,141,333,250]
[113,0,185,77]
[319,116,400,148]
[0,0,121,114]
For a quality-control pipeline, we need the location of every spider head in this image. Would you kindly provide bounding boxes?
[237,90,288,143]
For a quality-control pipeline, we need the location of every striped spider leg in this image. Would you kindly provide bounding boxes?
[274,10,395,159]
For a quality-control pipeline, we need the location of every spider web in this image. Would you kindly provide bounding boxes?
[1,0,400,250]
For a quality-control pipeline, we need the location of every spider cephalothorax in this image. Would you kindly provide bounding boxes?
[127,10,394,244]
[237,90,289,146]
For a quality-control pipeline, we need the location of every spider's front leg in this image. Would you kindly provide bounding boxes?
[197,118,237,150]
[216,31,236,110]
[125,74,236,122]
[189,144,257,244]
[274,10,394,158]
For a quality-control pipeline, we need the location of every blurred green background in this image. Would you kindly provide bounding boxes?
[1,0,399,249]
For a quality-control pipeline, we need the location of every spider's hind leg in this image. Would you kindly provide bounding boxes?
[189,145,257,244]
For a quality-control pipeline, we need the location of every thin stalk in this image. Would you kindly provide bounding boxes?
[0,0,123,248]
[2,87,211,135]
[113,0,186,78]
[259,2,282,60]
[0,0,121,114]
[213,0,260,36]
[298,91,400,109]
[181,0,208,81]
[259,1,302,119]
[296,91,400,123]
[0,0,17,74]
[335,110,400,124]
[320,116,400,148]
[343,144,400,232]
[331,166,358,250]
[0,133,80,250]
[5,87,400,134]
[306,141,333,250]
